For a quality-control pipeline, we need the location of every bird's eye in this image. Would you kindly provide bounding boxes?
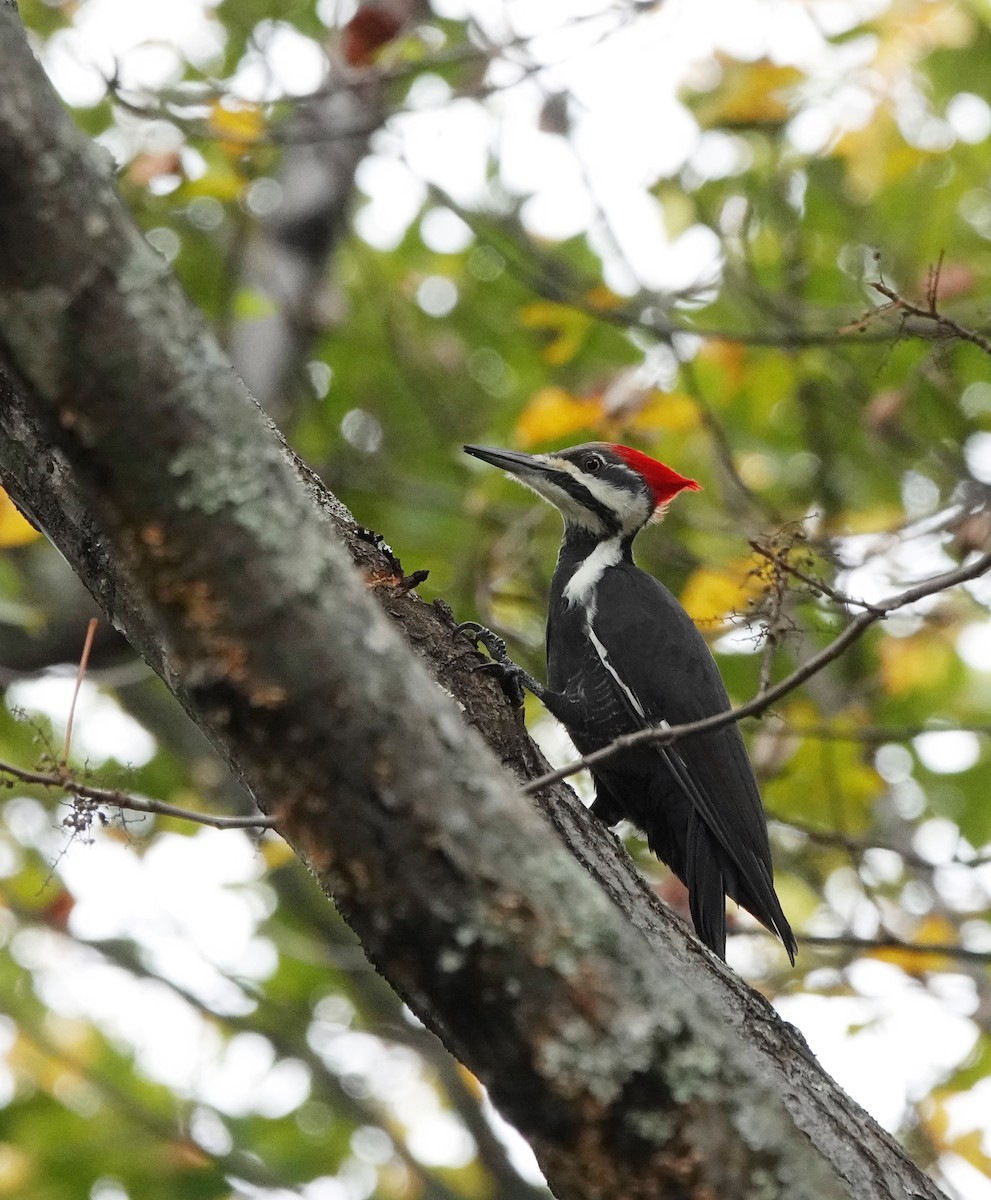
[582,455,603,474]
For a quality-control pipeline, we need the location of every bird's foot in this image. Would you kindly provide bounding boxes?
[456,621,512,664]
[456,621,534,708]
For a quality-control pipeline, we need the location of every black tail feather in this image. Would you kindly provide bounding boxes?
[659,741,797,964]
[738,868,798,965]
[685,812,727,960]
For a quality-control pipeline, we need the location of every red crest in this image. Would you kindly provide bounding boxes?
[611,445,701,506]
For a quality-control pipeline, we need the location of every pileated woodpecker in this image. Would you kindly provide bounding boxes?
[462,442,796,963]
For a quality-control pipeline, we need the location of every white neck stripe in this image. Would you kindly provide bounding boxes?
[563,538,621,613]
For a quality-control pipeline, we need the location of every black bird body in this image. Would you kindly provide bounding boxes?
[547,537,790,957]
[464,441,795,963]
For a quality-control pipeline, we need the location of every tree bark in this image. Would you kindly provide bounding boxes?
[0,13,947,1200]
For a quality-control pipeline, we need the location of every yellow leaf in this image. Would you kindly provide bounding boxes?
[515,387,603,447]
[870,915,959,974]
[185,164,245,203]
[261,837,296,870]
[629,391,700,434]
[950,1129,991,1175]
[655,187,695,240]
[8,1032,65,1092]
[833,109,929,200]
[833,504,904,534]
[755,699,873,778]
[744,351,796,413]
[697,339,746,395]
[693,57,802,127]
[583,284,623,311]
[0,489,41,547]
[694,339,749,410]
[922,1091,952,1148]
[736,452,777,491]
[680,555,768,628]
[874,0,972,60]
[516,384,700,448]
[44,1014,100,1059]
[209,101,265,153]
[0,1143,32,1194]
[519,301,591,365]
[879,633,953,696]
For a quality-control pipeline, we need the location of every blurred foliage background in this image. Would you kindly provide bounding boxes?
[4,0,991,1196]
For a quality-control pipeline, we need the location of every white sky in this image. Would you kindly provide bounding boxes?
[16,1,991,1197]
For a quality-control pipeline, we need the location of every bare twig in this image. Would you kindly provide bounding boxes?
[772,813,991,870]
[62,617,98,766]
[791,932,991,967]
[732,926,991,966]
[0,758,276,831]
[769,817,934,871]
[757,598,783,695]
[748,539,884,614]
[522,547,991,793]
[849,254,991,358]
[870,280,991,357]
[425,182,908,352]
[784,720,991,744]
[682,358,781,520]
[746,536,807,695]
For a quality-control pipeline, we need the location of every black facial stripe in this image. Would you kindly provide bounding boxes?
[553,472,621,534]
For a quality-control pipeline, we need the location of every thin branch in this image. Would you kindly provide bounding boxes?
[756,596,791,696]
[0,758,277,831]
[784,721,991,744]
[424,182,908,351]
[869,275,991,358]
[522,547,991,793]
[107,78,387,148]
[843,255,991,357]
[105,11,611,153]
[682,358,781,521]
[62,617,98,765]
[428,195,991,356]
[105,12,618,146]
[793,932,991,967]
[747,540,804,696]
[748,539,883,613]
[769,817,936,871]
[773,813,991,871]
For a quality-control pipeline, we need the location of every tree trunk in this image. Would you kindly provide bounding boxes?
[0,13,946,1200]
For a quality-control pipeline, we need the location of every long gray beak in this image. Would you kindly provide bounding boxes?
[463,445,543,476]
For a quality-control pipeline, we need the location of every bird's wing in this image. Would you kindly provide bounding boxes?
[589,563,793,952]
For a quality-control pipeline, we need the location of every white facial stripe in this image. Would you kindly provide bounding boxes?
[503,454,652,535]
[582,474,651,534]
[587,623,646,719]
[563,537,621,613]
[542,456,582,478]
[542,458,652,535]
[509,465,607,533]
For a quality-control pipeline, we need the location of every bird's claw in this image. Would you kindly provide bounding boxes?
[456,621,526,707]
[456,621,511,665]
